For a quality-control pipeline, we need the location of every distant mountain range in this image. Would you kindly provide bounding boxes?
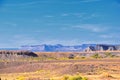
[20,44,96,52]
[1,44,120,52]
[0,48,19,50]
[19,44,103,52]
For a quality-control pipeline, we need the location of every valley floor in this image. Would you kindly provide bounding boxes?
[0,58,120,80]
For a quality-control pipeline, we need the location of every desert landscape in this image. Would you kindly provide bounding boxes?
[0,51,120,80]
[0,0,120,80]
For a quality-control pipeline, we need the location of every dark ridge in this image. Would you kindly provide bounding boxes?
[25,51,38,57]
[0,50,38,60]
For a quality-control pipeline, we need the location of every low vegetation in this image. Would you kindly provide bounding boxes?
[91,53,102,59]
[0,51,120,80]
[61,75,88,80]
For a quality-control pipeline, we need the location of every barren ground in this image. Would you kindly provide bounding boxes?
[0,58,120,80]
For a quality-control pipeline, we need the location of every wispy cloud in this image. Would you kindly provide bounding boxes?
[80,0,101,3]
[71,24,107,32]
[63,0,101,4]
[43,12,93,19]
[82,40,120,44]
[44,15,54,18]
[1,0,102,8]
[11,35,39,46]
[72,13,86,17]
[100,35,113,38]
[41,39,81,46]
[8,34,120,47]
[40,12,100,20]
[4,1,48,7]
[61,13,86,17]
[61,13,85,17]
[61,13,69,16]
[100,34,119,39]
[3,22,17,27]
[35,31,45,33]
[81,13,101,20]
[60,13,100,19]
[37,39,120,45]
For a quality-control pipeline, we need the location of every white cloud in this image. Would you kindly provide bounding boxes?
[4,1,47,7]
[82,40,120,44]
[72,24,107,32]
[100,34,119,39]
[61,13,69,16]
[72,13,85,17]
[3,0,102,7]
[6,34,120,47]
[37,39,120,45]
[41,39,81,46]
[80,0,101,3]
[44,15,54,18]
[60,13,100,20]
[82,13,101,20]
[100,35,113,38]
[64,0,101,4]
[60,13,85,17]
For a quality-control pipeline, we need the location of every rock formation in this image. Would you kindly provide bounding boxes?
[20,44,120,52]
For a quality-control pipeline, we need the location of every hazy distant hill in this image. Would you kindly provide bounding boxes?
[20,44,96,52]
[1,44,119,52]
[20,44,120,52]
[0,48,19,50]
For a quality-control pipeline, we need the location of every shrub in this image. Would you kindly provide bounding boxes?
[16,76,25,80]
[104,52,112,57]
[62,75,69,80]
[74,56,86,60]
[91,53,101,59]
[104,52,115,58]
[81,56,86,59]
[68,54,75,59]
[69,75,82,80]
[62,75,88,80]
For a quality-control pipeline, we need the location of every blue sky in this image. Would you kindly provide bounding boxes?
[0,0,120,48]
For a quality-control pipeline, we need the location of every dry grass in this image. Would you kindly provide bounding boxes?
[0,70,57,80]
[0,52,120,80]
[0,72,120,80]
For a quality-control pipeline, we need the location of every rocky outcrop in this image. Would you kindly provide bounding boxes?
[0,50,38,60]
[84,44,120,52]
